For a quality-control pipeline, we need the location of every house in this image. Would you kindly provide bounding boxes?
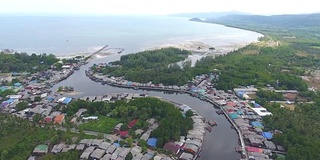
[113,123,123,132]
[32,144,48,156]
[163,142,180,154]
[90,149,106,160]
[106,145,117,154]
[147,118,155,125]
[61,144,76,152]
[80,146,95,160]
[248,135,264,147]
[80,139,93,146]
[54,114,65,124]
[118,130,129,138]
[101,154,112,160]
[75,144,86,151]
[128,119,138,128]
[133,153,143,160]
[135,129,144,136]
[147,138,157,147]
[82,116,98,120]
[91,139,104,146]
[179,152,194,160]
[112,147,123,160]
[251,107,272,116]
[51,143,66,154]
[57,97,72,105]
[264,141,276,150]
[118,148,130,158]
[140,130,151,141]
[99,142,111,150]
[44,116,53,123]
[183,143,199,155]
[130,146,142,156]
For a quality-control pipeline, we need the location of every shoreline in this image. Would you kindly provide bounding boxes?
[189,19,265,38]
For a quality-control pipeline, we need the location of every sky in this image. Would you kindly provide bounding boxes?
[0,0,319,16]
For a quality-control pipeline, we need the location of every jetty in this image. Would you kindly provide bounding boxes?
[86,45,109,60]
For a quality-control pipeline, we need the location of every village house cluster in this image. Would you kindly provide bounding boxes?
[87,68,289,160]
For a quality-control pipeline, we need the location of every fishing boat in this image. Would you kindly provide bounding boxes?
[208,120,217,126]
[205,126,212,132]
[216,110,224,115]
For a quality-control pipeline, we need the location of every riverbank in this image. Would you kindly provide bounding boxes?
[85,69,249,159]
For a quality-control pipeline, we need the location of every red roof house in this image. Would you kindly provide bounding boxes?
[118,130,129,138]
[163,142,180,154]
[44,116,53,123]
[128,119,138,128]
[54,114,65,125]
[226,102,236,107]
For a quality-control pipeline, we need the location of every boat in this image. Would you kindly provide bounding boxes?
[208,120,217,126]
[216,110,224,115]
[235,146,242,153]
[205,126,212,132]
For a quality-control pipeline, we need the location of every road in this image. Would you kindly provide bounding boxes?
[55,126,121,141]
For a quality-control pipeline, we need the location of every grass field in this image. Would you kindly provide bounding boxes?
[282,103,296,110]
[78,116,120,134]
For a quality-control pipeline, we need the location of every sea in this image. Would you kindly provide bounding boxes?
[1,15,263,160]
[0,15,262,55]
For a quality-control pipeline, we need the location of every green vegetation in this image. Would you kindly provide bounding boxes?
[0,52,58,73]
[256,91,283,101]
[93,44,313,92]
[0,114,92,160]
[64,97,193,147]
[92,47,192,86]
[78,116,119,134]
[206,13,320,160]
[194,45,310,91]
[209,13,320,41]
[15,101,29,111]
[263,102,320,160]
[42,150,80,160]
[0,89,16,98]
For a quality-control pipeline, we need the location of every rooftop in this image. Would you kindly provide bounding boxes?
[33,144,48,154]
[91,149,106,159]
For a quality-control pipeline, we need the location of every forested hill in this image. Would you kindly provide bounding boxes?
[212,13,320,28]
[203,13,320,40]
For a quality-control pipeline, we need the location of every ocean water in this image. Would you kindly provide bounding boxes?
[0,15,262,55]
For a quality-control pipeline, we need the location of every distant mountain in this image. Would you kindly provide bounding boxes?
[189,18,204,22]
[210,13,320,28]
[168,11,251,19]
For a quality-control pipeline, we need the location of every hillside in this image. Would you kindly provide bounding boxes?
[206,13,320,40]
[169,11,250,19]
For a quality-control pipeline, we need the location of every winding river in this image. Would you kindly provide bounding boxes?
[52,55,240,160]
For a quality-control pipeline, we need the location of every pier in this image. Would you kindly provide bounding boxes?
[86,45,109,60]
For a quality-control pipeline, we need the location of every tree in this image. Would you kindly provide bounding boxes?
[97,133,104,139]
[141,145,147,153]
[126,138,133,147]
[0,89,15,98]
[33,113,42,123]
[120,123,128,131]
[185,110,194,118]
[34,96,41,102]
[125,152,133,160]
[15,101,28,111]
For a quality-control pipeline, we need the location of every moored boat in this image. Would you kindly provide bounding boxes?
[208,120,217,126]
